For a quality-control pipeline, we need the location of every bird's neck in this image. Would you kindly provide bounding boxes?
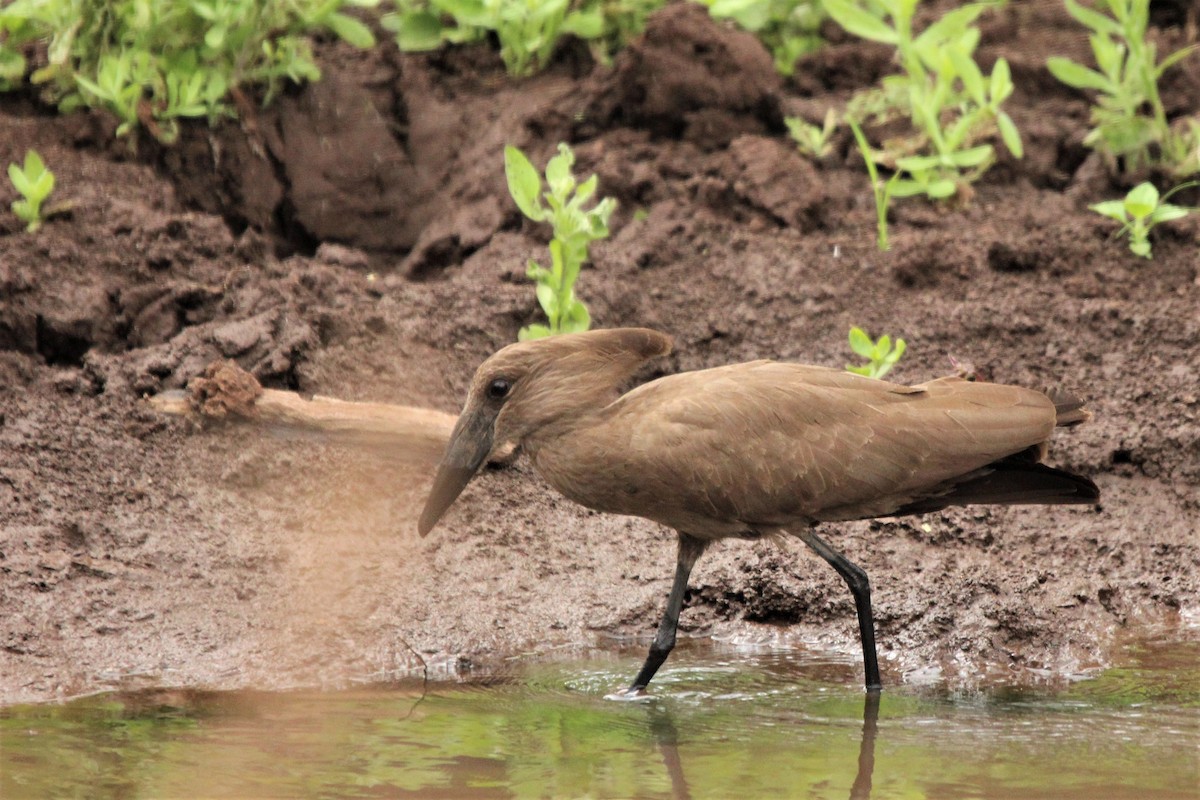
[519,381,620,457]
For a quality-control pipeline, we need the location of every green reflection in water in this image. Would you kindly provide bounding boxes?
[2,636,1197,799]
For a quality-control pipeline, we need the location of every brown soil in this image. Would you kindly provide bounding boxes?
[2,3,1198,705]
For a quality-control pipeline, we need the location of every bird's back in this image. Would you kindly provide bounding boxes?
[530,361,1077,538]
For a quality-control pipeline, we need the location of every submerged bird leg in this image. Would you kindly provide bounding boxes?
[623,533,708,696]
[797,528,883,693]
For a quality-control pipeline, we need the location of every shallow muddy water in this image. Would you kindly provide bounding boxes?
[2,632,1196,799]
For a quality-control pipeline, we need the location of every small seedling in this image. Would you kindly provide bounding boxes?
[1047,0,1198,175]
[1,0,380,142]
[825,0,1022,201]
[504,143,616,340]
[846,326,906,379]
[786,109,838,159]
[7,149,55,232]
[701,0,826,75]
[849,119,900,251]
[1089,181,1193,258]
[386,0,605,77]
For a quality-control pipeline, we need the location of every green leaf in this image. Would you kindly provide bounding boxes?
[1063,0,1120,36]
[7,162,32,196]
[989,58,1013,103]
[710,0,770,30]
[915,3,988,50]
[438,0,491,27]
[823,0,898,45]
[996,111,1023,158]
[575,174,597,204]
[395,13,449,50]
[0,49,26,83]
[29,168,54,200]
[561,8,603,39]
[1148,204,1188,223]
[205,24,226,50]
[1089,200,1127,222]
[889,179,929,198]
[11,197,29,217]
[946,144,993,168]
[1090,33,1127,79]
[848,326,875,358]
[1123,182,1159,219]
[895,154,942,172]
[1156,43,1198,78]
[326,12,376,48]
[1046,57,1112,92]
[536,282,559,318]
[504,145,545,221]
[545,145,574,199]
[24,150,45,177]
[925,180,958,199]
[948,47,985,105]
[561,299,591,332]
[518,323,552,340]
[1130,239,1151,258]
[846,364,872,376]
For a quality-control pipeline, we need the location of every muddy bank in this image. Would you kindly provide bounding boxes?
[2,3,1198,705]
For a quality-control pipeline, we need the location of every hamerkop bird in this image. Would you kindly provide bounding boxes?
[419,328,1097,696]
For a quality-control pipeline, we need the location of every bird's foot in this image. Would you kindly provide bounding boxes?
[604,686,653,702]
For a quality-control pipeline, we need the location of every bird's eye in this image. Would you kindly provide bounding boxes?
[486,378,512,401]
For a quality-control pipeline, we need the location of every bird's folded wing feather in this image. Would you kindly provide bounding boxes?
[600,362,1057,527]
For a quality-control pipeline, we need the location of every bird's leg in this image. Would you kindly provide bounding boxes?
[797,528,883,692]
[623,533,708,696]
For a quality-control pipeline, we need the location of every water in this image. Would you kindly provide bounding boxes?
[2,634,1197,799]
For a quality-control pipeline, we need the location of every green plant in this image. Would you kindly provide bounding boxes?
[385,0,608,76]
[846,326,905,379]
[825,0,1022,201]
[504,143,617,340]
[7,149,55,232]
[0,0,379,142]
[1047,0,1198,175]
[786,109,838,159]
[1089,181,1193,258]
[849,120,900,251]
[698,0,825,75]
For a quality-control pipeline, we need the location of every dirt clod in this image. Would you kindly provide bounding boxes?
[188,361,265,419]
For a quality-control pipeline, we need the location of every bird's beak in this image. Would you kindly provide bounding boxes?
[418,405,496,537]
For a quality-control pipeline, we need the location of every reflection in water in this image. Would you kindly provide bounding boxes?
[648,705,692,800]
[2,633,1197,799]
[850,692,880,800]
[646,690,882,800]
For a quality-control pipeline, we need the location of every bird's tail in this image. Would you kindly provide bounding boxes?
[894,456,1099,516]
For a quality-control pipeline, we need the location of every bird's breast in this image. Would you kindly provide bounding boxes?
[526,436,769,540]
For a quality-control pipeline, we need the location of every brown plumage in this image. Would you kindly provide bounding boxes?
[419,328,1098,697]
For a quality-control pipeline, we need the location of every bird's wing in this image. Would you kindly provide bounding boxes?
[602,362,1057,528]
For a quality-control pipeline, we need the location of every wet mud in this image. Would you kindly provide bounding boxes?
[1,2,1198,704]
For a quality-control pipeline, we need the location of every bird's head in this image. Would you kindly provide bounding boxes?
[417,327,672,537]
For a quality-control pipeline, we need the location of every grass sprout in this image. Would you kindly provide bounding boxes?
[826,0,1021,201]
[1047,0,1198,176]
[0,0,379,142]
[1090,181,1194,258]
[787,109,838,159]
[846,326,906,379]
[7,148,55,232]
[504,143,616,340]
